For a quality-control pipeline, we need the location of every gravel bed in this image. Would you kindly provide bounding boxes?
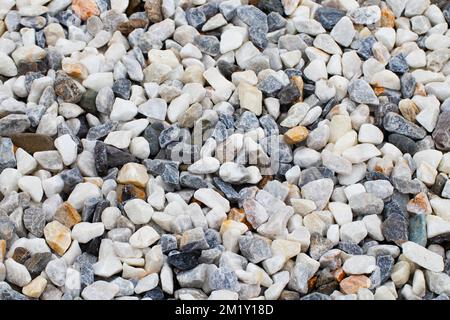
[0,0,449,300]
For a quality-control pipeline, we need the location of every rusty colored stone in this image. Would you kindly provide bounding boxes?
[308,275,318,290]
[381,6,395,27]
[257,175,273,189]
[72,0,100,21]
[118,19,149,35]
[333,268,346,282]
[62,62,88,80]
[144,0,163,23]
[339,275,371,294]
[117,184,146,202]
[228,208,252,229]
[54,202,82,229]
[374,87,385,95]
[407,192,432,215]
[228,208,245,221]
[10,133,55,153]
[284,126,309,144]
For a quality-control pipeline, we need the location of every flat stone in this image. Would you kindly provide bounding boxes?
[82,281,119,300]
[10,133,55,153]
[383,112,427,140]
[402,241,444,272]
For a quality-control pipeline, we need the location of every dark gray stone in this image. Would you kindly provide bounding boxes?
[23,207,45,237]
[238,235,272,263]
[208,267,240,292]
[179,172,209,189]
[382,213,409,245]
[194,35,220,56]
[86,121,117,140]
[213,177,241,203]
[432,111,450,151]
[186,8,207,28]
[388,54,409,74]
[160,234,178,253]
[24,252,52,277]
[376,255,394,284]
[388,133,418,155]
[401,73,416,99]
[144,159,180,185]
[112,78,131,99]
[257,75,283,97]
[0,114,31,136]
[0,138,16,172]
[267,12,286,32]
[357,36,376,60]
[383,112,427,140]
[0,216,15,241]
[314,7,345,30]
[167,250,201,271]
[337,241,363,255]
[159,124,181,148]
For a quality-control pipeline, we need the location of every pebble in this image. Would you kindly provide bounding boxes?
[130,226,160,249]
[5,258,31,287]
[18,176,43,202]
[348,80,379,105]
[402,241,444,272]
[384,112,427,140]
[44,221,71,256]
[301,178,334,210]
[343,256,376,275]
[348,6,381,25]
[71,222,104,244]
[82,281,119,300]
